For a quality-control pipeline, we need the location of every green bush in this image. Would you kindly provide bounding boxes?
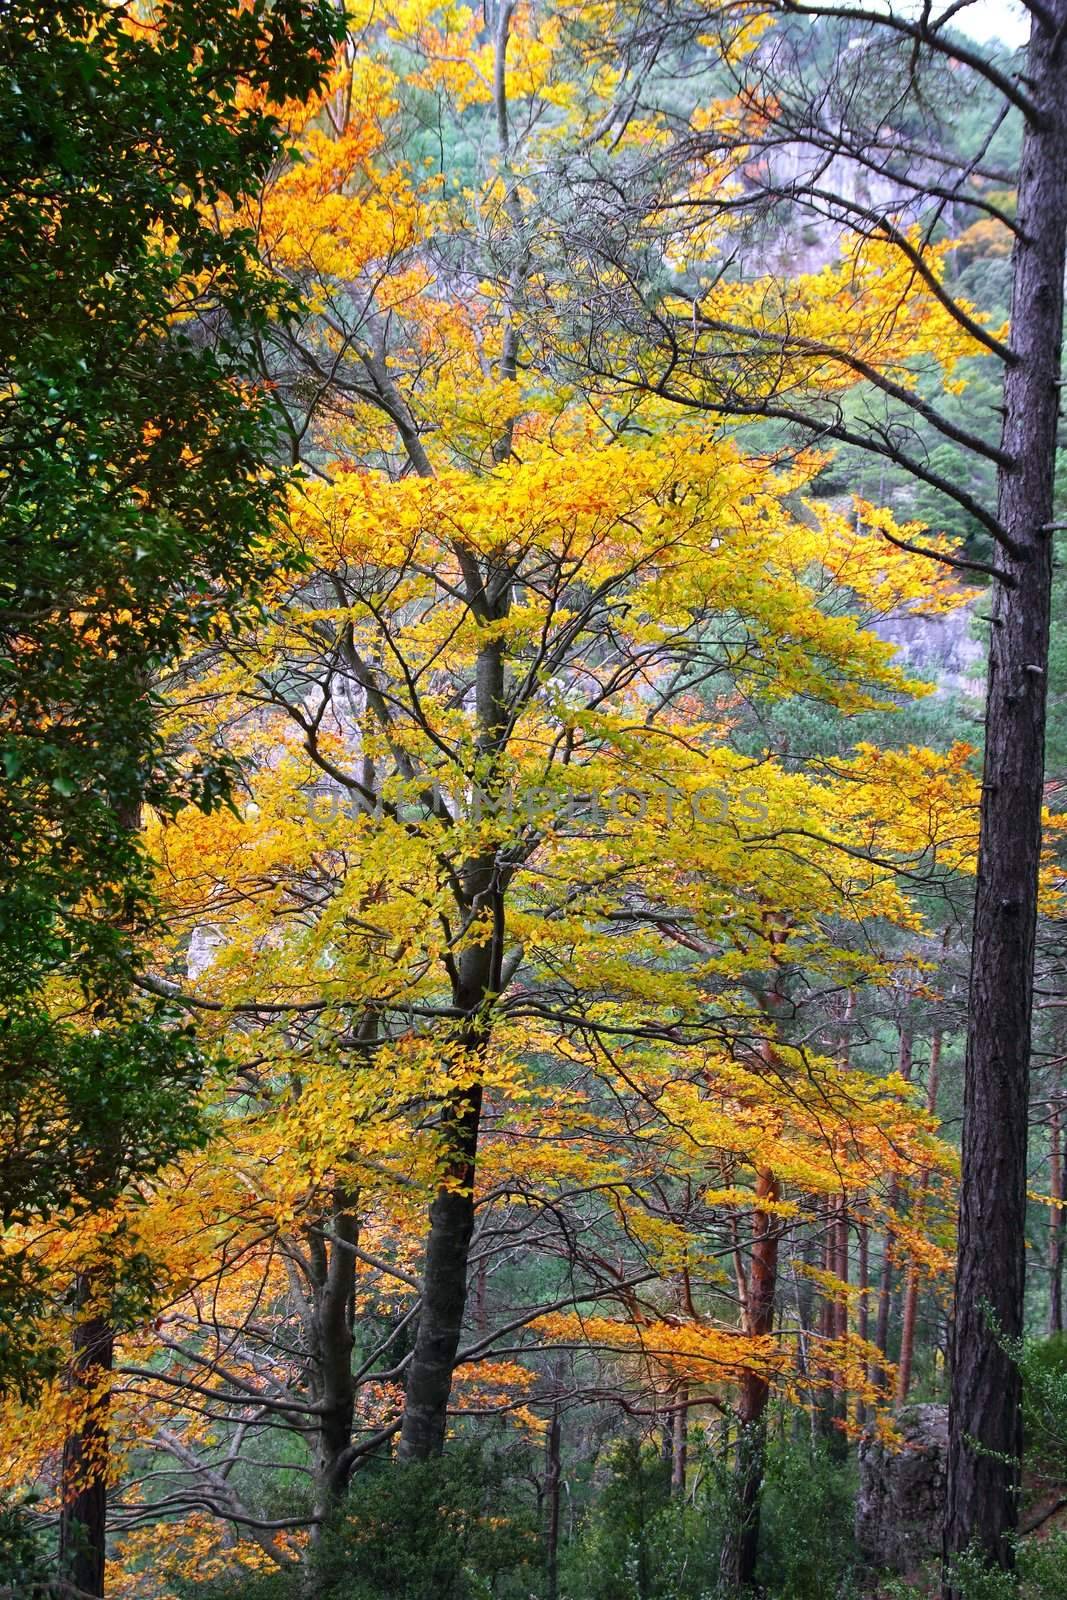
[886,1535,1067,1600]
[1022,1332,1067,1485]
[559,1435,723,1600]
[1016,1534,1067,1600]
[756,1434,861,1600]
[179,1447,538,1600]
[0,1494,50,1593]
[558,1428,861,1600]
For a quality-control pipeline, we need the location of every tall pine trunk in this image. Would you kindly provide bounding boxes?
[945,6,1067,1580]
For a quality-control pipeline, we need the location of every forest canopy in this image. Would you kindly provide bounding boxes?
[1,3,1066,1599]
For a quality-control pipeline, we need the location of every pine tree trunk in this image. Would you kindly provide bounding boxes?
[58,1277,114,1598]
[897,1251,921,1408]
[945,8,1067,1582]
[719,1170,780,1592]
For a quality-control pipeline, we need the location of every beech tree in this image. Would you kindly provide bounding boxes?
[209,1,981,1479]
[555,0,1067,1580]
[20,439,967,1582]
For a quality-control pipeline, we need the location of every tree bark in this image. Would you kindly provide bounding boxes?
[671,1386,688,1497]
[398,625,510,1459]
[306,1191,358,1516]
[719,1169,781,1593]
[58,1277,114,1599]
[945,7,1067,1582]
[545,1401,562,1600]
[397,1079,483,1461]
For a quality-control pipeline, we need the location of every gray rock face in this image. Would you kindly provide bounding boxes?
[856,1404,949,1573]
[875,606,984,696]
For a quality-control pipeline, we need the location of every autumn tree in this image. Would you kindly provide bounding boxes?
[211,0,984,1479]
[0,7,1039,1594]
[70,453,972,1584]
[548,0,1067,1579]
[15,14,993,1588]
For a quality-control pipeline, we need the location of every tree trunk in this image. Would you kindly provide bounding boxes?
[397,864,498,1463]
[945,7,1067,1582]
[58,1277,114,1599]
[897,1252,921,1409]
[545,1401,562,1600]
[671,1386,688,1497]
[1049,1098,1064,1336]
[873,1221,896,1376]
[719,1169,781,1593]
[857,1217,870,1427]
[397,1080,483,1461]
[399,631,509,1461]
[306,1192,358,1515]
